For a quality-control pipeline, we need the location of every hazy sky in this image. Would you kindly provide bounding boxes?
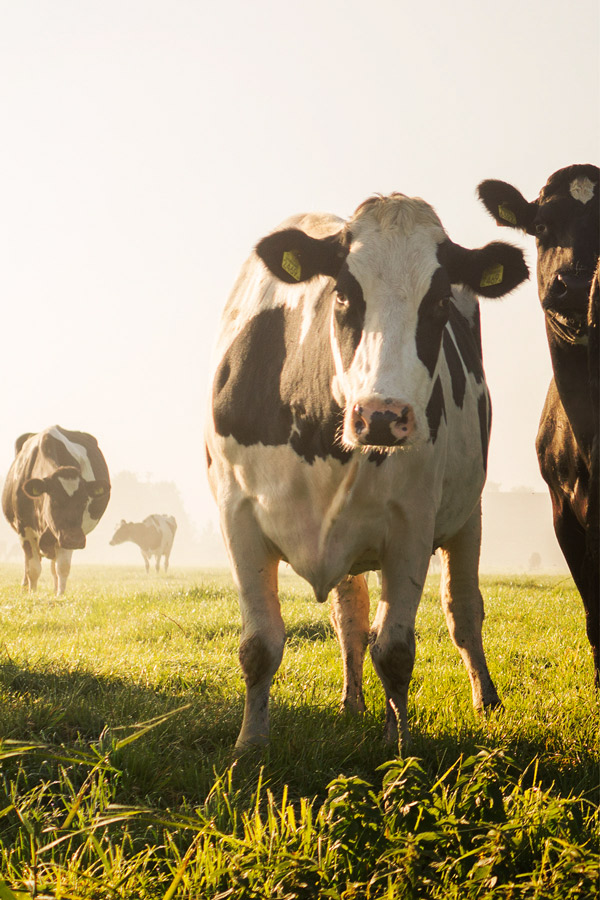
[1,0,598,531]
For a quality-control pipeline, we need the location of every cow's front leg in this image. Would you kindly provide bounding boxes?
[222,506,285,750]
[330,575,369,713]
[53,548,73,596]
[369,531,432,749]
[22,537,42,591]
[141,551,150,574]
[439,504,500,712]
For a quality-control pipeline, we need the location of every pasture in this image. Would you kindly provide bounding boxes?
[0,565,598,898]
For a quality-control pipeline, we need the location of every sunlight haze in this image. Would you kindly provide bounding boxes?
[1,0,598,560]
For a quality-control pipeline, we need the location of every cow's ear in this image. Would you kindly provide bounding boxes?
[23,477,49,498]
[256,228,348,284]
[477,180,537,234]
[87,480,110,498]
[439,240,529,298]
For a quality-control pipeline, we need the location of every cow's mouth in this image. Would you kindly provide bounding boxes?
[59,532,87,550]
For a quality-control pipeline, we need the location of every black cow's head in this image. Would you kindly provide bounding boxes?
[478,165,600,336]
[23,466,110,550]
[256,194,528,451]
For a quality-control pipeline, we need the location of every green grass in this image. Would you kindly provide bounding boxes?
[0,565,598,898]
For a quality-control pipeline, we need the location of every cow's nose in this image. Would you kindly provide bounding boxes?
[351,399,415,447]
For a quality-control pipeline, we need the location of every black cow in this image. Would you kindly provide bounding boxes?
[478,164,600,685]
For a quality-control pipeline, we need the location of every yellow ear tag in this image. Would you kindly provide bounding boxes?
[498,203,517,225]
[281,250,301,281]
[480,263,504,288]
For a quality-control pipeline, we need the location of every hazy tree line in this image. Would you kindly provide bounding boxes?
[0,472,567,573]
[0,471,227,568]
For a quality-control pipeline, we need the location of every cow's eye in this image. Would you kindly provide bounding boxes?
[439,296,451,312]
[335,292,349,308]
[535,222,549,238]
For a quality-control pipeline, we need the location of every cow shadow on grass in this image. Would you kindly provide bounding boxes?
[1,658,596,808]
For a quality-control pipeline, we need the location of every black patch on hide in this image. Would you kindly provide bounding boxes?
[415,268,451,376]
[212,294,352,465]
[332,266,366,370]
[426,376,446,443]
[443,330,466,408]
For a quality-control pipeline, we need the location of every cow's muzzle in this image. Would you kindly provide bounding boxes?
[349,398,415,447]
[58,531,87,550]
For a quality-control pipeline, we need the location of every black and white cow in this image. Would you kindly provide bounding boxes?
[206,193,528,750]
[110,514,177,573]
[2,425,111,595]
[478,165,600,686]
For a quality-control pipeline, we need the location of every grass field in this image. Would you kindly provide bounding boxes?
[0,564,598,898]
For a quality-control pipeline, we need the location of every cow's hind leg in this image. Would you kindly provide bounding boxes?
[330,575,369,713]
[142,551,150,574]
[439,504,500,713]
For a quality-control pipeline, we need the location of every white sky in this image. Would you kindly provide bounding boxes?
[1,0,598,530]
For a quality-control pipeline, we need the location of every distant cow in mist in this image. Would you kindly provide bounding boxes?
[110,514,177,573]
[2,425,111,595]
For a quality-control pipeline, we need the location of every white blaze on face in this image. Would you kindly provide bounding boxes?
[334,197,446,439]
[58,475,81,497]
[569,176,596,204]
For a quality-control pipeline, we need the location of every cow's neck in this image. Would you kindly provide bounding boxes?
[545,318,594,461]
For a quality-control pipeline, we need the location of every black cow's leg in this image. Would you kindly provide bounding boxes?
[330,575,369,713]
[551,493,600,685]
[439,503,500,713]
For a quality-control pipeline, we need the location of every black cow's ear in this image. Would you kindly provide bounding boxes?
[23,477,48,498]
[256,228,348,284]
[477,180,537,234]
[439,240,529,298]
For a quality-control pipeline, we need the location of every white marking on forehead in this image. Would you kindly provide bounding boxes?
[569,177,595,204]
[49,427,94,480]
[58,476,80,497]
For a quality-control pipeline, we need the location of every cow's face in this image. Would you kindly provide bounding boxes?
[257,194,528,452]
[23,465,110,549]
[110,520,131,545]
[478,165,600,327]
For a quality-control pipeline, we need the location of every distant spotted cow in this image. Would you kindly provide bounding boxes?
[110,514,177,573]
[206,193,528,749]
[2,426,111,594]
[478,164,600,685]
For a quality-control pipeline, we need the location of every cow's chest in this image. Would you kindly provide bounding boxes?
[212,434,482,592]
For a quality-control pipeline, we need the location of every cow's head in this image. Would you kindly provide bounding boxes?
[256,194,528,451]
[477,165,600,331]
[23,466,110,550]
[109,520,132,545]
